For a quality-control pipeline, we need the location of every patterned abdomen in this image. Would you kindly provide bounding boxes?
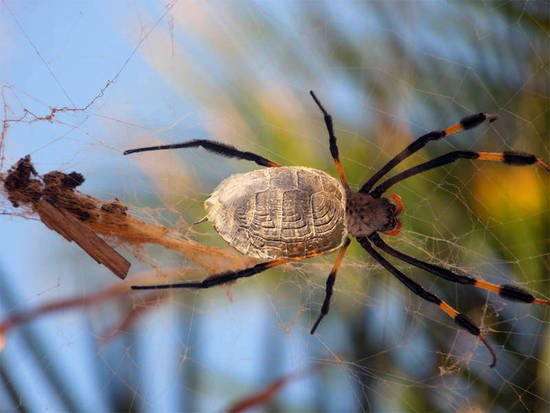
[205,167,348,259]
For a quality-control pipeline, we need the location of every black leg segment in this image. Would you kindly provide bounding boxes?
[310,238,351,334]
[124,139,282,168]
[131,259,287,290]
[368,233,476,285]
[310,91,350,189]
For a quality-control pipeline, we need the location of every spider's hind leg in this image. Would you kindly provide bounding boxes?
[124,139,282,168]
[131,259,289,290]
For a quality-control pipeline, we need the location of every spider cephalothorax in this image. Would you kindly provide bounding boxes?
[125,90,550,367]
[345,191,400,237]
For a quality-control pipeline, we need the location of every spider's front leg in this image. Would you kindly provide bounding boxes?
[359,112,499,193]
[369,233,550,305]
[371,150,549,197]
[358,236,497,367]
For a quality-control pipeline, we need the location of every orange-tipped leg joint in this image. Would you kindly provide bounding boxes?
[388,194,403,215]
[384,219,402,236]
[384,194,403,236]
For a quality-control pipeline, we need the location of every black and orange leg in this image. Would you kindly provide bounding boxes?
[371,150,549,197]
[357,236,497,367]
[131,259,290,290]
[369,233,550,305]
[310,91,350,190]
[359,112,499,193]
[310,238,351,334]
[124,139,282,168]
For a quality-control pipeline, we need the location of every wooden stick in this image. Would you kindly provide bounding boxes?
[36,200,130,279]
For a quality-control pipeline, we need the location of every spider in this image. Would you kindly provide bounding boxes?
[125,91,549,367]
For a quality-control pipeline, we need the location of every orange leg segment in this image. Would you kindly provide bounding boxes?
[387,194,403,215]
[384,219,402,236]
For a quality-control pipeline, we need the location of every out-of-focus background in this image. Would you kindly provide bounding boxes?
[1,1,549,412]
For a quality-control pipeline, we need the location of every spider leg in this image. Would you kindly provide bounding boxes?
[357,236,497,368]
[369,233,550,305]
[124,139,282,168]
[310,238,351,334]
[359,112,498,193]
[131,259,289,290]
[370,150,549,198]
[310,91,350,190]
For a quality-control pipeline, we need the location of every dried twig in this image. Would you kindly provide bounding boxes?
[37,199,130,278]
[2,156,130,279]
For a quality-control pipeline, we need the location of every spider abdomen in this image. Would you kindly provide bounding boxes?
[205,166,347,259]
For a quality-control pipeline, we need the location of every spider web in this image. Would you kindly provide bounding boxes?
[0,1,549,412]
